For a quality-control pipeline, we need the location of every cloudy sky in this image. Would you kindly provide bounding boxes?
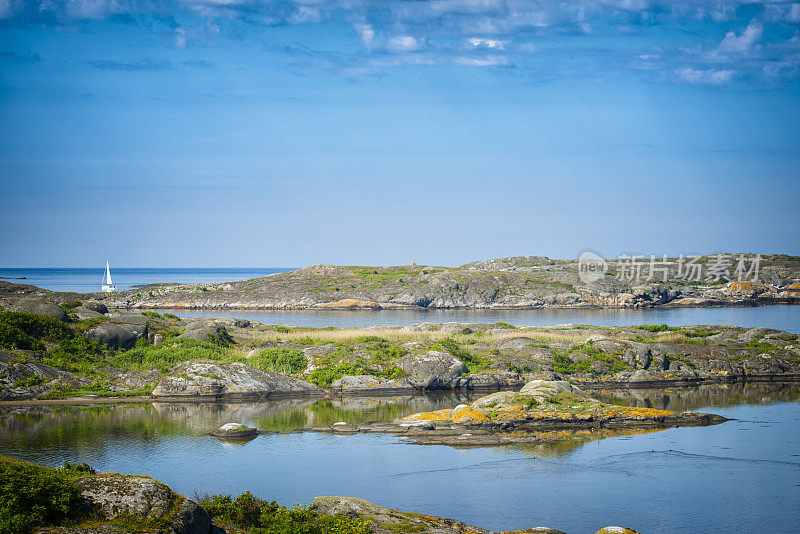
[1,0,799,267]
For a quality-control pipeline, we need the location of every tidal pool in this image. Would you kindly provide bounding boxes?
[1,382,798,534]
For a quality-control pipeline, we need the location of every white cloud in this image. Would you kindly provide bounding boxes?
[288,6,321,24]
[468,37,505,49]
[174,27,186,48]
[354,23,375,47]
[454,55,511,67]
[388,35,423,51]
[717,20,762,53]
[676,67,736,84]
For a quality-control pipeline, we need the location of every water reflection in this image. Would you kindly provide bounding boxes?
[587,381,800,412]
[1,383,796,462]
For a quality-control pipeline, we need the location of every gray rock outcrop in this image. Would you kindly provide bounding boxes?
[72,475,211,534]
[10,298,67,322]
[82,301,109,314]
[398,351,467,389]
[85,322,147,350]
[152,359,322,399]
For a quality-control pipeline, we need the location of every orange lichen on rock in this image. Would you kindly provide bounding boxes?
[719,280,769,293]
[451,406,490,423]
[404,409,455,422]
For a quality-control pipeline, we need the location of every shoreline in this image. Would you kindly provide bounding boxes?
[3,375,797,407]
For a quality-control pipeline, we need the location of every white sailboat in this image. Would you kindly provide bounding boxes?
[101,261,117,292]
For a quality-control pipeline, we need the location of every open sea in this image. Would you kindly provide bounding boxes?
[0,267,293,293]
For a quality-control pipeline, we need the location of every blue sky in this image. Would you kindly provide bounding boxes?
[1,0,799,267]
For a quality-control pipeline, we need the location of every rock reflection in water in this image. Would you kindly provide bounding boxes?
[586,381,800,412]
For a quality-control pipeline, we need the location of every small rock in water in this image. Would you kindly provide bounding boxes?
[211,422,258,439]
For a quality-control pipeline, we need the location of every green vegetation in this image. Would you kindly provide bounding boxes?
[636,324,680,333]
[0,456,83,534]
[494,321,517,329]
[108,338,230,373]
[12,375,45,388]
[162,312,180,321]
[551,342,628,375]
[250,348,307,374]
[435,337,491,373]
[307,362,407,387]
[200,492,372,534]
[60,300,82,311]
[684,328,719,338]
[0,311,73,351]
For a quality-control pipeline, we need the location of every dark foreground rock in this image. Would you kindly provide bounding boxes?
[40,474,211,534]
[152,359,323,399]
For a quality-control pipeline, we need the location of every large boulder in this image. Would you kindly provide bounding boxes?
[9,298,67,322]
[177,322,231,346]
[85,322,147,350]
[152,359,323,399]
[73,475,211,534]
[82,301,109,314]
[519,379,584,401]
[398,351,467,389]
[72,306,103,321]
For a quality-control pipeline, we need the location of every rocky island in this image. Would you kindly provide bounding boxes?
[312,379,728,446]
[2,254,799,310]
[1,296,798,403]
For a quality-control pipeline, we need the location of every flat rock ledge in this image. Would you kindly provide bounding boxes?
[312,380,729,447]
[152,359,323,399]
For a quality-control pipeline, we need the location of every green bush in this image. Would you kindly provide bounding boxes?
[0,456,83,534]
[41,337,105,375]
[0,312,73,351]
[250,348,307,374]
[108,338,223,373]
[60,300,82,311]
[162,313,180,321]
[200,492,371,534]
[12,375,45,388]
[141,311,162,319]
[636,324,679,333]
[435,338,491,373]
[494,322,517,329]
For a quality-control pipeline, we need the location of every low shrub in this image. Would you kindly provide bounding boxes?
[250,348,307,374]
[435,338,491,373]
[199,492,372,534]
[108,338,224,373]
[0,456,84,534]
[60,300,82,311]
[636,324,679,333]
[0,312,73,351]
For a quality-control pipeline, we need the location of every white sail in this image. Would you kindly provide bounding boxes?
[105,261,112,285]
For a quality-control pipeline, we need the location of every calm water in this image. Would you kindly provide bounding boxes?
[2,267,799,332]
[1,383,798,534]
[171,305,800,334]
[0,267,293,293]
